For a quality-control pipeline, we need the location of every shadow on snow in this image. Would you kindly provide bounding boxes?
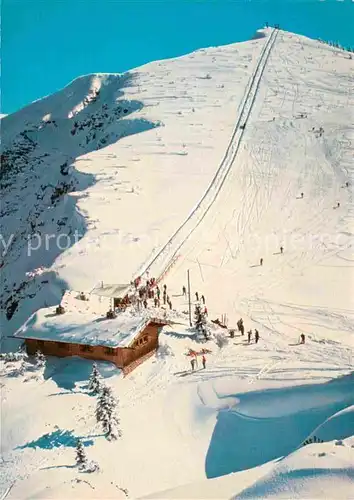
[1,72,159,349]
[16,428,100,450]
[44,355,120,391]
[205,372,354,479]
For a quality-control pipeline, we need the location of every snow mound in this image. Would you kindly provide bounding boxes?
[303,405,354,445]
[235,437,354,499]
[15,299,149,347]
[6,466,127,499]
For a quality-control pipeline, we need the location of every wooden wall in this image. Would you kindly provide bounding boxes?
[25,338,124,366]
[24,321,163,374]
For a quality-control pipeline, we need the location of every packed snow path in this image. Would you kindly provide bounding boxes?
[138,28,279,282]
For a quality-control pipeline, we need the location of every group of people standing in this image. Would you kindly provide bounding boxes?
[247,328,260,344]
[182,286,208,315]
[237,318,260,344]
[133,278,174,311]
[190,352,207,371]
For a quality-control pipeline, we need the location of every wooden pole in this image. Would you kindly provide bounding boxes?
[187,269,192,327]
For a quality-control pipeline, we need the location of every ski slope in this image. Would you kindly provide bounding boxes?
[138,27,279,281]
[1,27,354,499]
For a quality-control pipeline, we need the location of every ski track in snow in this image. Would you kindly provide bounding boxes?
[138,28,279,284]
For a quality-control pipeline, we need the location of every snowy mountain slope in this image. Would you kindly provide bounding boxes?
[1,27,354,499]
[152,436,354,500]
[161,29,354,335]
[234,436,354,499]
[1,33,266,344]
[2,340,353,499]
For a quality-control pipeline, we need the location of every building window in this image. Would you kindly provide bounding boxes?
[80,345,93,353]
[56,342,67,350]
[105,347,115,355]
[137,336,149,347]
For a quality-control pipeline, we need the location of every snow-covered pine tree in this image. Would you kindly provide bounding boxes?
[0,348,28,363]
[35,350,46,369]
[88,363,102,394]
[105,417,120,441]
[95,385,108,423]
[214,332,229,349]
[96,385,122,440]
[75,439,99,472]
[194,304,207,332]
[75,439,88,470]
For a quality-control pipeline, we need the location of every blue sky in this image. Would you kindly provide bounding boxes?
[2,0,353,114]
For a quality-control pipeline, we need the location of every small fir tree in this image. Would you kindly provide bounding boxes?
[194,304,207,332]
[75,439,88,469]
[96,385,122,440]
[75,439,99,472]
[35,350,46,369]
[88,363,102,394]
[214,332,229,349]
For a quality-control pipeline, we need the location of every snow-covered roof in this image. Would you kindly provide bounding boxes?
[14,308,150,348]
[90,283,131,298]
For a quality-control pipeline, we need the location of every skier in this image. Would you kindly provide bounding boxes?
[300,333,306,344]
[301,192,304,198]
[260,258,263,266]
[337,202,340,208]
[237,318,244,335]
[163,284,167,292]
[168,300,172,310]
[156,287,161,299]
[143,299,147,309]
[280,246,284,254]
[182,286,187,296]
[163,292,166,305]
[195,292,199,301]
[202,355,206,369]
[191,358,196,371]
[204,306,208,316]
[154,297,158,307]
[345,181,349,188]
[254,329,260,344]
[247,330,252,344]
[201,294,205,304]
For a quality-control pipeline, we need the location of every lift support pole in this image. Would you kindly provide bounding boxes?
[187,269,192,327]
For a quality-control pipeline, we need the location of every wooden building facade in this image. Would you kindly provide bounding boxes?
[22,319,167,376]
